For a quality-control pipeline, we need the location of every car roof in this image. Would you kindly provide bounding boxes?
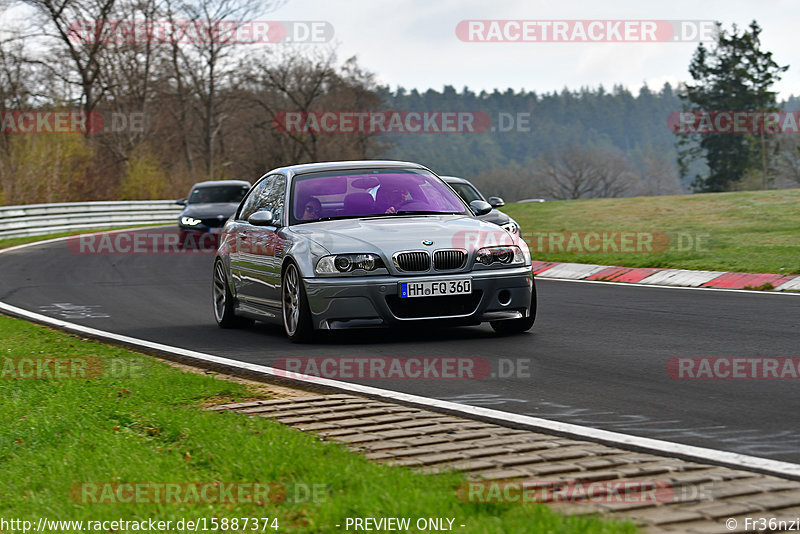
[190,180,251,188]
[263,160,431,179]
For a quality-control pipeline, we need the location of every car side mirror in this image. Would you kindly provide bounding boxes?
[487,196,505,208]
[176,198,187,206]
[469,200,493,216]
[248,210,276,226]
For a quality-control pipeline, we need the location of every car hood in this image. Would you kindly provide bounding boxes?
[290,215,517,255]
[181,202,239,218]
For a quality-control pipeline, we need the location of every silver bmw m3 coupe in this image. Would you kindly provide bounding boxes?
[212,160,536,342]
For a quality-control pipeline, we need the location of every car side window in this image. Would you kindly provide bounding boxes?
[238,174,286,224]
[262,174,286,223]
[238,176,273,221]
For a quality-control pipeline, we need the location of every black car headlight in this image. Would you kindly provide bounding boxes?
[180,216,202,226]
[315,254,385,274]
[475,245,525,266]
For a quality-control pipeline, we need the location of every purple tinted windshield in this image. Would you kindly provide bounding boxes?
[291,170,467,223]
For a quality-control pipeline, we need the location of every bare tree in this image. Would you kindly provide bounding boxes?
[471,161,547,202]
[592,151,640,198]
[245,47,337,163]
[539,147,599,199]
[539,147,642,199]
[163,0,258,178]
[96,0,164,159]
[637,155,685,196]
[0,34,32,110]
[241,48,386,168]
[22,0,117,118]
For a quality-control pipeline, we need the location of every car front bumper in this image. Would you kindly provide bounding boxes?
[178,224,223,233]
[303,266,533,330]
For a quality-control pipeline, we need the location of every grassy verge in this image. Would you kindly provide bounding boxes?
[0,225,172,251]
[504,188,800,274]
[0,314,635,533]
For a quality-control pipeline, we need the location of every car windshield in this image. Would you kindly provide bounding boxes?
[188,185,249,204]
[291,169,468,224]
[448,182,484,204]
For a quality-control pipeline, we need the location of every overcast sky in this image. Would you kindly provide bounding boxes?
[272,0,799,98]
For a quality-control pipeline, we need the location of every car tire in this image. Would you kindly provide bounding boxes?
[282,262,314,343]
[490,278,537,335]
[212,259,253,328]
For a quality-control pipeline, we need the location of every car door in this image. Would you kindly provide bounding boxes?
[230,177,271,299]
[232,174,286,311]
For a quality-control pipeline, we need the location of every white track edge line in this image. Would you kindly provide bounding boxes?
[1,299,798,479]
[537,276,800,296]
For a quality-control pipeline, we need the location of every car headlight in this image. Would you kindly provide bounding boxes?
[475,246,525,266]
[181,216,202,226]
[501,221,519,235]
[315,254,385,274]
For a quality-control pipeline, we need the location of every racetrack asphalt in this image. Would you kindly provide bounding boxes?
[1,227,798,464]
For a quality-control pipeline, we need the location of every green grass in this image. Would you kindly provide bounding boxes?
[0,314,635,533]
[504,189,800,274]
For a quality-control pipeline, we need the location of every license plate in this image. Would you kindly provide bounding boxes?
[399,279,472,298]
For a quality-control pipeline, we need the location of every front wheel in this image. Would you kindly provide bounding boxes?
[212,259,253,328]
[490,278,537,335]
[282,262,314,343]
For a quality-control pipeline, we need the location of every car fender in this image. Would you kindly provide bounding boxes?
[278,228,330,279]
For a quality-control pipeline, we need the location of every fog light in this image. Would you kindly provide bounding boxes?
[498,290,511,306]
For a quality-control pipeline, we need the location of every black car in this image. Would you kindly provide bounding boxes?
[441,176,520,235]
[176,180,251,242]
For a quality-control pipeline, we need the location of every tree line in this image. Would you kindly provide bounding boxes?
[1,2,797,205]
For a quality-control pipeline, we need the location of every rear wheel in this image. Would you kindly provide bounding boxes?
[490,278,537,335]
[282,262,314,343]
[212,259,253,328]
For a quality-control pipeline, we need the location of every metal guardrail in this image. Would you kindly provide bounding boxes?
[0,200,182,239]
